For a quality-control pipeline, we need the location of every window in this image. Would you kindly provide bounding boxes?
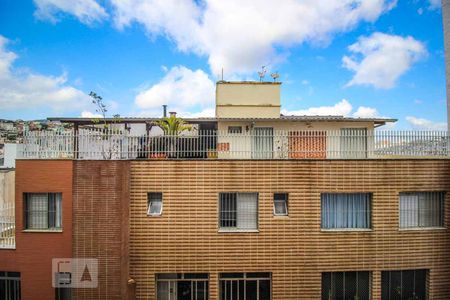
[24,193,62,230]
[273,193,288,216]
[228,126,242,134]
[156,273,209,300]
[219,193,258,231]
[322,271,371,300]
[381,270,427,300]
[340,128,367,159]
[219,272,271,300]
[321,193,371,229]
[148,193,163,216]
[400,192,445,228]
[0,271,21,300]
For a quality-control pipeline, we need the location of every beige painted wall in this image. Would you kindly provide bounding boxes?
[216,121,375,159]
[216,82,281,118]
[0,170,15,206]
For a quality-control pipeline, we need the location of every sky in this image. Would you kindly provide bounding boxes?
[0,0,447,130]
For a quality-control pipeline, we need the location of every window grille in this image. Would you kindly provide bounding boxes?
[24,193,62,230]
[156,273,209,300]
[400,192,444,228]
[322,271,371,300]
[219,193,258,230]
[219,272,271,300]
[381,269,427,300]
[0,271,21,300]
[321,193,371,229]
[340,128,368,159]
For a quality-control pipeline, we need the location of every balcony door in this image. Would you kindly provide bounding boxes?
[252,128,273,159]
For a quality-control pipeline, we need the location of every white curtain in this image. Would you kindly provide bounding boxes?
[237,193,258,230]
[321,193,371,229]
[400,192,443,228]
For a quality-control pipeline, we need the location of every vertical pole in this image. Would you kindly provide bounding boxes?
[442,0,450,132]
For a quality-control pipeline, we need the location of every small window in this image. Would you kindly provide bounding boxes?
[273,193,288,216]
[228,126,242,134]
[148,193,163,216]
[381,269,427,300]
[321,193,371,229]
[24,193,62,230]
[219,193,258,231]
[399,192,444,228]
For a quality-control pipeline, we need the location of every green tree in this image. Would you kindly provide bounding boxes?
[153,114,191,135]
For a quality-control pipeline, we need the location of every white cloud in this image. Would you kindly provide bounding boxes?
[429,0,441,9]
[282,99,386,119]
[80,110,103,118]
[135,66,215,116]
[343,32,427,89]
[34,0,108,24]
[282,99,353,116]
[0,35,90,112]
[110,0,397,75]
[353,106,380,118]
[406,116,447,130]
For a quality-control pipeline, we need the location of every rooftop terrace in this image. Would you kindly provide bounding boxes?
[17,129,450,160]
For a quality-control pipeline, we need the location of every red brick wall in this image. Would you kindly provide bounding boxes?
[0,160,73,300]
[72,160,130,300]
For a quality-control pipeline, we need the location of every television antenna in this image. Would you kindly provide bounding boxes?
[270,72,279,82]
[258,66,266,82]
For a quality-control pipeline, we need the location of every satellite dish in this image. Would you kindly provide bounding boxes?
[258,66,266,82]
[270,72,279,82]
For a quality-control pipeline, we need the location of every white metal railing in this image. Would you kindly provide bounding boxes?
[0,203,15,249]
[17,130,450,160]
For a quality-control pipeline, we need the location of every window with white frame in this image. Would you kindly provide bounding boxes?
[0,271,21,300]
[228,126,242,134]
[273,193,288,216]
[24,193,62,230]
[399,192,445,228]
[148,193,163,216]
[321,193,371,229]
[219,193,258,231]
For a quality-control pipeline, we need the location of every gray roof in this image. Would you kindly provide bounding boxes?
[48,115,396,126]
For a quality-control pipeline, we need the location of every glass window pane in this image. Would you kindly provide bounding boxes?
[414,270,427,300]
[322,273,331,300]
[245,280,257,300]
[148,193,163,215]
[236,193,257,230]
[321,193,371,229]
[259,280,271,300]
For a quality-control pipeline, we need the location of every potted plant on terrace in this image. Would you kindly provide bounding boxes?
[152,114,192,158]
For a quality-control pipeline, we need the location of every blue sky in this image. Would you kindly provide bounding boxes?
[0,0,447,129]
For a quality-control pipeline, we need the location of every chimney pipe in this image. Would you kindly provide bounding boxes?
[162,105,167,117]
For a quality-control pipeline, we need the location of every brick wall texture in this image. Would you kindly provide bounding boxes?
[0,160,73,300]
[129,160,450,299]
[72,160,130,300]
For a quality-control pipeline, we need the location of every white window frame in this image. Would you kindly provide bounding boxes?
[148,192,163,216]
[273,193,288,216]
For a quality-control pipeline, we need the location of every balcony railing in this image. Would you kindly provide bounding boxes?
[0,203,15,249]
[17,129,450,160]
